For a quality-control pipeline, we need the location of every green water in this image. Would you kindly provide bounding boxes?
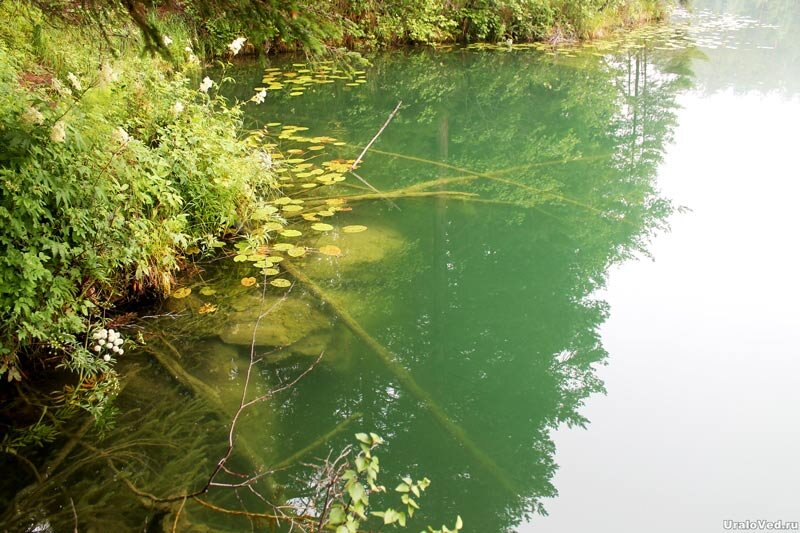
[5,2,800,532]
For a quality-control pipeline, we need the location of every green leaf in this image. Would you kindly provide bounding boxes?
[382,508,399,524]
[456,515,463,530]
[355,432,371,444]
[329,506,345,525]
[395,482,410,493]
[348,481,365,504]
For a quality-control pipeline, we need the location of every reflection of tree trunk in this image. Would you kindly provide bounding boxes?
[631,53,640,169]
[434,115,449,367]
[641,50,648,161]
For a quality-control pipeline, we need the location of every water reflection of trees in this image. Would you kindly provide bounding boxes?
[260,44,695,531]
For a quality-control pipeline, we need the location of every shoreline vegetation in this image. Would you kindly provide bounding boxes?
[1,0,670,524]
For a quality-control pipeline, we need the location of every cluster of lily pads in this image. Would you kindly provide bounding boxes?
[171,61,377,306]
[258,62,368,98]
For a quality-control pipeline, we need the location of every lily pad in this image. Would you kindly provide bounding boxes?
[343,225,368,233]
[319,245,343,257]
[198,303,218,315]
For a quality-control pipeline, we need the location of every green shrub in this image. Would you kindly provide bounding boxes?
[0,2,276,424]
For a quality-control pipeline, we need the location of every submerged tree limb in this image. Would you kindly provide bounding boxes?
[144,340,223,410]
[271,412,363,471]
[281,260,519,494]
[191,496,316,524]
[347,101,403,211]
[300,190,479,208]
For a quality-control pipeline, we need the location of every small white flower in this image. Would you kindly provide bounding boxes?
[22,107,45,125]
[184,46,200,64]
[172,101,184,115]
[228,37,247,56]
[112,127,130,145]
[114,338,123,346]
[98,339,106,346]
[252,89,266,104]
[52,78,72,97]
[199,76,213,93]
[257,150,272,170]
[98,62,118,86]
[92,331,102,340]
[118,349,124,355]
[66,72,82,92]
[103,354,111,362]
[163,35,173,46]
[93,345,102,353]
[50,120,66,143]
[112,346,120,354]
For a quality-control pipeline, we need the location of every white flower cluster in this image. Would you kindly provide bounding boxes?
[66,72,82,92]
[52,78,72,97]
[91,328,124,362]
[184,46,199,64]
[50,120,66,143]
[112,126,130,145]
[22,106,44,126]
[256,150,272,170]
[199,76,213,93]
[163,35,173,46]
[252,89,266,104]
[228,37,246,56]
[172,100,184,115]
[98,62,119,87]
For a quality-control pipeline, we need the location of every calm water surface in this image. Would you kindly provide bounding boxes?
[4,2,799,531]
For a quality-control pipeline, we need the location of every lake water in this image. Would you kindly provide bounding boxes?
[4,1,799,531]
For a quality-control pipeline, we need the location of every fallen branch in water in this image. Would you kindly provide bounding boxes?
[281,260,519,494]
[347,101,403,211]
[271,412,363,471]
[299,189,479,208]
[350,101,402,171]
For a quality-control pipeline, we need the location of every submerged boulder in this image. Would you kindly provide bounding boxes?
[302,224,408,280]
[219,294,332,349]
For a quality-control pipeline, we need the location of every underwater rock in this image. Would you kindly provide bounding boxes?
[219,294,331,348]
[301,224,407,280]
[290,330,331,357]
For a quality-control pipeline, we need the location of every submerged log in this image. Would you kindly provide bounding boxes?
[144,338,280,499]
[271,412,363,471]
[281,260,518,494]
